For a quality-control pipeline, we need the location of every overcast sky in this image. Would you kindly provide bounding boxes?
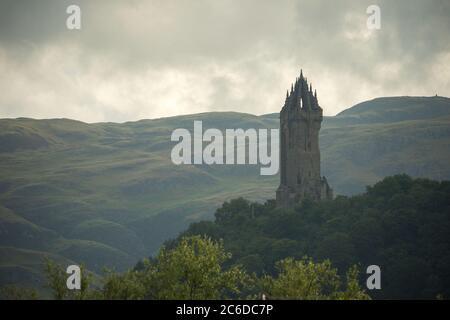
[0,0,449,122]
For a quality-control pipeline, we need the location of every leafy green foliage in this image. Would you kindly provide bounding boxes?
[142,236,249,299]
[27,236,368,300]
[44,259,94,300]
[261,257,369,300]
[179,175,450,299]
[101,269,146,300]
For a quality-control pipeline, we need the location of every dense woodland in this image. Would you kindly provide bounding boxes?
[0,236,370,300]
[1,174,448,300]
[174,174,450,299]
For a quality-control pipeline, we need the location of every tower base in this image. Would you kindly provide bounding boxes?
[276,177,333,208]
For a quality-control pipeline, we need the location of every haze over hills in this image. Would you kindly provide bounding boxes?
[1,95,450,290]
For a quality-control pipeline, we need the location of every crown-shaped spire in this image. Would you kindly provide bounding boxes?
[283,69,322,112]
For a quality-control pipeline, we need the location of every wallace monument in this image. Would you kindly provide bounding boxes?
[276,70,333,207]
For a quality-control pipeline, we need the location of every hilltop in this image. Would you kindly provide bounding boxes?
[0,95,450,290]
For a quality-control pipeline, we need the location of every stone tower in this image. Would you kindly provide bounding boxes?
[276,70,333,207]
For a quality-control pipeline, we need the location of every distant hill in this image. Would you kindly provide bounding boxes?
[329,96,450,125]
[1,96,450,290]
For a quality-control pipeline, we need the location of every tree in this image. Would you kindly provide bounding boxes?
[44,258,68,300]
[143,236,249,299]
[261,257,370,300]
[44,259,94,300]
[102,269,146,300]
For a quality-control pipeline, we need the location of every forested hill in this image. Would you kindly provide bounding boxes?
[175,175,450,299]
[1,95,450,291]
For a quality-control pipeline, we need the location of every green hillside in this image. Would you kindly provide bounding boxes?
[0,96,449,290]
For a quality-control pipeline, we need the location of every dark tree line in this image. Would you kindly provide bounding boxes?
[174,175,450,299]
[2,174,448,300]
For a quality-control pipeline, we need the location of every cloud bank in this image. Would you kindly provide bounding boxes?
[1,0,449,122]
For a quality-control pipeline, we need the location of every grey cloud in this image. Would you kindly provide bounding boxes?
[0,0,449,122]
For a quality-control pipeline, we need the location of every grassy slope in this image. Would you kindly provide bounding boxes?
[0,96,449,290]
